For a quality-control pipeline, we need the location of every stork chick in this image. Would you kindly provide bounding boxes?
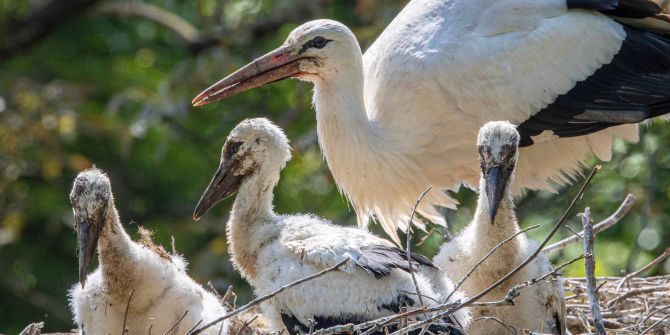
[193,118,470,335]
[68,168,229,335]
[434,121,565,334]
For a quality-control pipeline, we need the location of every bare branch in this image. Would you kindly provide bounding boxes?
[581,208,606,335]
[639,314,669,335]
[544,194,636,253]
[471,317,517,335]
[91,2,213,52]
[406,187,432,308]
[189,259,349,335]
[162,310,188,335]
[0,0,100,62]
[616,246,670,291]
[19,322,44,335]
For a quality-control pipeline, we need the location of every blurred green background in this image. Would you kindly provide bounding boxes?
[0,0,668,332]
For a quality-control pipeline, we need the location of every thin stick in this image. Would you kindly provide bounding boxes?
[407,187,432,308]
[162,310,188,335]
[233,315,258,335]
[471,317,517,335]
[189,259,349,335]
[389,165,601,335]
[544,194,635,253]
[121,289,136,335]
[639,314,669,335]
[444,225,540,303]
[185,320,203,335]
[616,246,670,291]
[581,208,606,335]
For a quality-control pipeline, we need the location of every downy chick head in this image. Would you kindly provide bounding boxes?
[477,121,520,224]
[193,118,291,220]
[70,168,112,287]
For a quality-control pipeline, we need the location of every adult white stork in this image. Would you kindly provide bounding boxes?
[192,118,470,335]
[68,168,229,335]
[434,121,566,334]
[192,0,670,244]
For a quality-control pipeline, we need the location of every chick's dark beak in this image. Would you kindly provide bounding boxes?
[77,219,103,288]
[193,161,244,221]
[484,165,510,225]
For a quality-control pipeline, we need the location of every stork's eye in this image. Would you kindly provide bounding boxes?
[301,36,331,52]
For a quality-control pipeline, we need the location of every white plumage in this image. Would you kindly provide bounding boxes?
[192,118,470,335]
[68,169,229,335]
[434,121,566,334]
[192,0,670,244]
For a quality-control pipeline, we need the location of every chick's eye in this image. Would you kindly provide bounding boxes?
[225,142,243,160]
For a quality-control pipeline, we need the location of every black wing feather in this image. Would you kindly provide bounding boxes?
[568,0,662,18]
[356,245,435,279]
[518,26,670,146]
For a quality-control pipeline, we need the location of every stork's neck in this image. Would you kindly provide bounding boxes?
[472,176,521,253]
[97,202,136,295]
[227,170,278,281]
[312,60,385,175]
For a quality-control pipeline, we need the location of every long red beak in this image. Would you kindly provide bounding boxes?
[192,47,304,107]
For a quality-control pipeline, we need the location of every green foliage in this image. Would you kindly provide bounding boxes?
[0,0,668,332]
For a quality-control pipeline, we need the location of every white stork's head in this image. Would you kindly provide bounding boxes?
[69,168,112,288]
[477,121,520,224]
[193,118,291,220]
[192,19,360,106]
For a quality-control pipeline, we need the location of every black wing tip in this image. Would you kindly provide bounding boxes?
[568,0,662,17]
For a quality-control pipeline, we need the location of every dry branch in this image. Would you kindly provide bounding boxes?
[543,193,636,253]
[565,276,670,334]
[616,246,670,291]
[406,187,432,308]
[580,208,606,335]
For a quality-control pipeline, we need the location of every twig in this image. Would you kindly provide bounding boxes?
[121,289,136,335]
[189,259,349,335]
[471,317,517,335]
[171,236,177,255]
[581,207,606,335]
[389,165,601,335]
[407,187,432,308]
[19,322,44,335]
[616,247,670,291]
[544,194,635,253]
[92,2,201,44]
[186,320,203,334]
[444,225,541,303]
[162,310,188,335]
[234,315,259,335]
[639,314,669,335]
[509,254,586,296]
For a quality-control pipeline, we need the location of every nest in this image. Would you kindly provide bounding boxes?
[564,275,670,335]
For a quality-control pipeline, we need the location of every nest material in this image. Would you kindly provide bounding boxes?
[23,275,670,335]
[564,275,670,334]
